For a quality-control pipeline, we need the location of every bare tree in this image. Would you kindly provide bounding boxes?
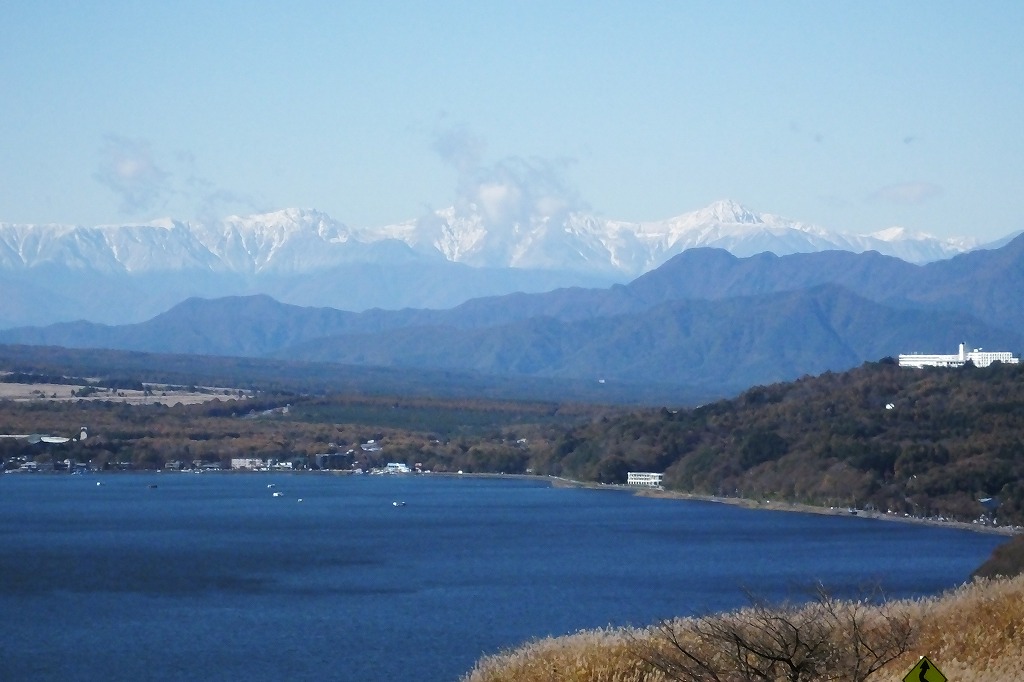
[631,585,913,682]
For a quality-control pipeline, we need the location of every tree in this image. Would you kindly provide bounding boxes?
[631,585,913,682]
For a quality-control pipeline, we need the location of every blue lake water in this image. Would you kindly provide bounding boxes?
[0,473,1006,681]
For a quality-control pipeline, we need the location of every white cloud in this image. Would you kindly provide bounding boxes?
[477,181,521,224]
[93,135,171,215]
[94,135,261,221]
[430,123,584,229]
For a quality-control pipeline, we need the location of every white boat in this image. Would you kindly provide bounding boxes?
[272,491,284,497]
[392,501,406,507]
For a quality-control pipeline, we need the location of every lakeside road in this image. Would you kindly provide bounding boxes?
[543,475,1021,537]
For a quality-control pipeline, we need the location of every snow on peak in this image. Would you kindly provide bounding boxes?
[870,226,927,242]
[223,207,340,233]
[0,201,984,277]
[695,199,763,225]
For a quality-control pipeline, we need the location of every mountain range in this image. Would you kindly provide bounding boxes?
[0,200,992,329]
[4,232,1022,401]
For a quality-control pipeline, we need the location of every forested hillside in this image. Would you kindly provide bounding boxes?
[530,359,1024,525]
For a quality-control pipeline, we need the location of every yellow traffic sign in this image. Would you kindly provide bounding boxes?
[903,655,947,682]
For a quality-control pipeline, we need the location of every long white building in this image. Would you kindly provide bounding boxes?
[230,457,265,470]
[627,472,664,488]
[899,343,1020,369]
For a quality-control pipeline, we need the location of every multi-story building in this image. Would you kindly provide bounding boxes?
[627,471,664,488]
[899,342,1019,369]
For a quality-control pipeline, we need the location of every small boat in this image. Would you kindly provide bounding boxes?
[272,491,284,497]
[392,501,406,507]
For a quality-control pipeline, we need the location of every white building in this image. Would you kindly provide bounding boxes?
[627,471,664,488]
[230,457,265,470]
[899,342,1020,369]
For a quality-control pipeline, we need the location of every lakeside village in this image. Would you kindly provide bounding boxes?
[1,422,657,483]
[4,343,1021,526]
[2,437,425,476]
[10,448,1012,532]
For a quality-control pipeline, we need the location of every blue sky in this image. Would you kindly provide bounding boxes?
[2,1,1022,241]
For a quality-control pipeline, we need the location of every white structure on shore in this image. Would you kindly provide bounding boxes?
[627,472,664,488]
[899,343,1020,369]
[231,457,265,470]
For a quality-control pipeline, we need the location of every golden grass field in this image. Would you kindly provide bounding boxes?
[0,380,243,406]
[462,574,1024,682]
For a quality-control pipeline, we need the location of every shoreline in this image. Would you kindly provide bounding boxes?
[10,467,1019,538]
[545,475,1021,537]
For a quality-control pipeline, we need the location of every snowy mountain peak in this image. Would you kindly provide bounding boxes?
[871,226,926,242]
[222,208,342,234]
[89,217,181,231]
[695,199,764,225]
[0,202,987,280]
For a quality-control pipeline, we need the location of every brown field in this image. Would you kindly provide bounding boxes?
[0,381,244,406]
[462,574,1024,682]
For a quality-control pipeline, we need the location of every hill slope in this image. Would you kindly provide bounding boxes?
[463,575,1024,682]
[284,285,1021,393]
[531,359,1024,526]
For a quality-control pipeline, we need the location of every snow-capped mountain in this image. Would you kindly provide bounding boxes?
[0,200,993,329]
[0,200,978,278]
[600,201,978,271]
[368,199,979,274]
[0,208,430,275]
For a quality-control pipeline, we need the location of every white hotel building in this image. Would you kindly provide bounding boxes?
[627,472,664,488]
[898,343,1020,369]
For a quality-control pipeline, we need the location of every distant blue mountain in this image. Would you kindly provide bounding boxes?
[2,234,1021,397]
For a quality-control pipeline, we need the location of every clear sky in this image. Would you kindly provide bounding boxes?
[2,1,1022,242]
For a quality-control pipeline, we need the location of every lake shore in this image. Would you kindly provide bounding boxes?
[544,475,1021,537]
[19,466,1018,539]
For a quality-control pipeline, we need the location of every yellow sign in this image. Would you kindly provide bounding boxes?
[903,655,947,682]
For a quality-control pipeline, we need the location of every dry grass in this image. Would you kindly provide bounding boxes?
[891,576,1024,681]
[0,380,240,405]
[462,627,664,682]
[462,574,1024,682]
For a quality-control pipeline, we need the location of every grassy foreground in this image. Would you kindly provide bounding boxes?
[462,574,1024,681]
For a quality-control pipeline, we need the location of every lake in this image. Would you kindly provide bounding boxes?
[0,473,1006,681]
